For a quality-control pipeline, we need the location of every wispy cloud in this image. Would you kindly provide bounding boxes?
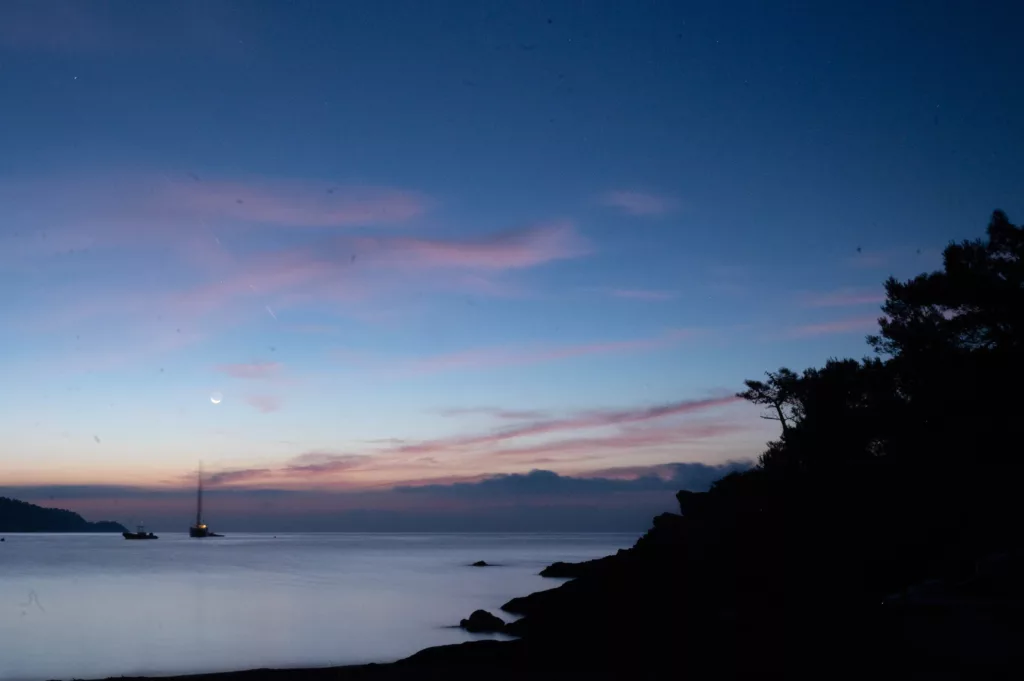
[601,190,678,216]
[396,395,742,456]
[377,221,588,270]
[0,173,430,273]
[159,180,429,228]
[244,394,282,413]
[490,422,747,459]
[283,452,368,475]
[436,407,551,420]
[785,315,880,338]
[186,394,746,491]
[215,362,282,380]
[802,287,885,308]
[405,328,696,375]
[609,288,677,301]
[17,213,590,342]
[205,468,274,486]
[201,453,369,487]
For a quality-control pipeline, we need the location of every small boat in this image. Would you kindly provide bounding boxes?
[123,524,158,540]
[189,464,223,538]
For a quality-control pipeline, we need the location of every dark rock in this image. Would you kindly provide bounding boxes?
[396,639,531,674]
[471,560,490,567]
[501,581,584,617]
[539,553,620,578]
[539,561,576,577]
[459,609,506,633]
[502,616,530,638]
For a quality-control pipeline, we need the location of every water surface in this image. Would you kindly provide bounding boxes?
[0,533,632,680]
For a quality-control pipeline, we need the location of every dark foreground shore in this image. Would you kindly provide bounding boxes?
[104,640,582,681]
[97,489,1024,681]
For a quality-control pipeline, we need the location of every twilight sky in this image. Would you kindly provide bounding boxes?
[1,1,1022,529]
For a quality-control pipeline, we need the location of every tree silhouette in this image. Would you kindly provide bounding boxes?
[470,211,1024,681]
[733,210,1024,582]
[871,210,1024,356]
[736,368,801,434]
[441,212,1024,681]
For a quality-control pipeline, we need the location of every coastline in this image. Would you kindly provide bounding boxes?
[4,532,622,681]
[78,484,1024,681]
[99,641,542,681]
[84,540,628,681]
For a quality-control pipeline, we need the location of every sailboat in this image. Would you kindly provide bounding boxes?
[189,464,223,538]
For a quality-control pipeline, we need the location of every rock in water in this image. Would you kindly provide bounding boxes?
[459,609,506,633]
[471,560,490,567]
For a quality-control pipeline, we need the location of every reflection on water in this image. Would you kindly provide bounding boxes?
[0,533,631,680]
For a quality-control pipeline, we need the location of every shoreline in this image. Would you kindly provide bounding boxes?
[81,542,616,681]
[96,640,557,681]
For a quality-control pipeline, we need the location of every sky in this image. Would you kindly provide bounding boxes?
[1,0,1022,530]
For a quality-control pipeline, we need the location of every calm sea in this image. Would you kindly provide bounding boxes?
[0,532,633,680]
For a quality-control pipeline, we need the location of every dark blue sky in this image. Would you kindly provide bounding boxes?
[0,1,1021,528]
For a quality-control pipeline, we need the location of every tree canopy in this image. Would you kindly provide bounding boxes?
[730,210,1024,590]
[740,210,1024,474]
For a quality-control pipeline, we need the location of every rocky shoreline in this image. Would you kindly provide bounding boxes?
[94,482,1024,681]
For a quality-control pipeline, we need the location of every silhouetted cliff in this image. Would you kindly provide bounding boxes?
[0,497,126,533]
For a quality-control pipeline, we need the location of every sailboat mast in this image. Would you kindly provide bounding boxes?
[196,464,203,526]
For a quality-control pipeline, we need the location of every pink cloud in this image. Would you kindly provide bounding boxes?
[205,468,274,486]
[198,454,371,488]
[245,395,282,413]
[396,395,742,456]
[8,170,591,337]
[406,329,695,374]
[177,396,744,490]
[491,422,746,459]
[39,222,583,328]
[187,223,585,316]
[215,362,282,379]
[601,190,678,216]
[379,222,588,270]
[610,289,677,301]
[802,288,885,308]
[158,180,428,228]
[786,315,881,338]
[0,174,429,265]
[437,407,551,420]
[18,389,753,494]
[283,452,368,475]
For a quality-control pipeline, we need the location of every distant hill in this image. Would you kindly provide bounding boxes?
[0,497,127,533]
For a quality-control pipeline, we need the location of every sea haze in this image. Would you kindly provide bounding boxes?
[0,532,632,680]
